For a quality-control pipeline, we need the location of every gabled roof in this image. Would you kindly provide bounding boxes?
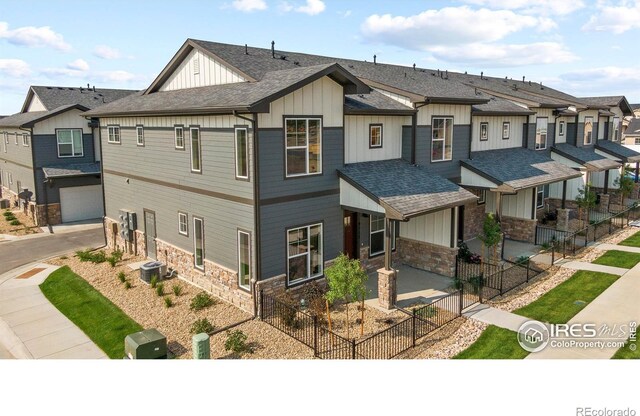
[21,85,138,113]
[462,148,582,192]
[472,94,535,116]
[42,162,101,178]
[338,159,477,220]
[624,118,640,137]
[552,143,621,171]
[0,104,89,128]
[580,96,633,116]
[596,140,640,163]
[344,90,415,115]
[86,63,369,117]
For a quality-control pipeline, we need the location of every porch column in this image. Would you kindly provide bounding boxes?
[604,169,610,194]
[561,180,567,209]
[378,217,397,310]
[635,162,639,183]
[495,191,502,222]
[384,217,392,271]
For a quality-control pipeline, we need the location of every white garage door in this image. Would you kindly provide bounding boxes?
[60,185,104,223]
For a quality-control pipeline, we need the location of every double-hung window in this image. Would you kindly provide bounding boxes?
[3,133,8,152]
[136,126,144,146]
[370,124,382,148]
[635,138,640,146]
[475,189,486,205]
[107,126,120,143]
[238,230,251,290]
[502,122,510,140]
[369,214,396,256]
[612,117,620,141]
[535,118,548,150]
[235,127,248,179]
[178,212,188,236]
[14,133,17,145]
[190,127,201,173]
[57,129,83,157]
[174,126,184,149]
[193,217,204,270]
[480,122,488,141]
[583,116,593,145]
[559,121,565,137]
[431,117,453,161]
[287,223,323,285]
[285,118,322,177]
[22,133,29,146]
[536,185,548,209]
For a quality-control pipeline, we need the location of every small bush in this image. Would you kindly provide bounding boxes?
[453,276,463,290]
[301,280,326,318]
[60,255,68,260]
[106,256,117,267]
[172,284,182,296]
[2,211,13,217]
[117,271,126,283]
[225,330,251,354]
[190,318,214,334]
[124,281,132,289]
[164,296,173,308]
[111,249,124,262]
[469,275,485,294]
[415,305,437,319]
[150,275,158,288]
[190,291,215,311]
[76,249,107,264]
[9,219,21,226]
[277,292,298,328]
[515,255,530,265]
[156,283,164,297]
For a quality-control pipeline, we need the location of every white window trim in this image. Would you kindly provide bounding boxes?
[502,122,510,140]
[536,187,545,209]
[370,124,383,148]
[193,217,204,270]
[635,137,640,145]
[238,230,251,290]
[285,118,323,177]
[234,127,249,180]
[190,127,201,173]
[178,212,188,236]
[431,117,453,162]
[583,116,594,145]
[559,121,565,137]
[9,172,13,185]
[174,126,184,149]
[136,126,144,146]
[477,189,486,205]
[612,117,620,142]
[107,126,120,144]
[22,133,29,147]
[56,129,84,158]
[535,118,548,150]
[14,133,18,145]
[3,133,7,152]
[480,122,488,141]
[370,214,386,257]
[287,223,323,285]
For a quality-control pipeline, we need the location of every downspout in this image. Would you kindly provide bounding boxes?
[468,107,474,159]
[410,110,417,165]
[91,117,108,248]
[24,126,40,226]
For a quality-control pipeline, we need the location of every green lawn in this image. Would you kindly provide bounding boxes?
[514,270,619,324]
[612,337,639,359]
[618,231,640,248]
[40,266,142,359]
[453,325,529,359]
[592,250,640,269]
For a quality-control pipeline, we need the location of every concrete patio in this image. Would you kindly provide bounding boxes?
[465,237,540,263]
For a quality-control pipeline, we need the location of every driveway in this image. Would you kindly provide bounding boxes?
[0,227,104,275]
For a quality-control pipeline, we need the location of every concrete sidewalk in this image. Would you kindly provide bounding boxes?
[0,263,107,359]
[594,243,640,254]
[463,303,531,334]
[559,260,628,276]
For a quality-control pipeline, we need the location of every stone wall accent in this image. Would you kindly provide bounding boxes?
[358,245,398,272]
[597,194,610,213]
[546,198,579,220]
[35,203,61,226]
[462,201,485,241]
[557,208,570,231]
[377,268,397,310]
[500,215,536,243]
[397,237,457,277]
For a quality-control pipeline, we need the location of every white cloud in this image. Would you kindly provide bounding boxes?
[67,59,89,72]
[94,45,121,60]
[296,0,325,15]
[461,0,585,15]
[429,42,577,66]
[560,66,640,84]
[554,66,640,101]
[98,70,137,82]
[0,21,71,51]
[0,59,31,78]
[231,0,267,12]
[338,10,352,18]
[582,0,640,34]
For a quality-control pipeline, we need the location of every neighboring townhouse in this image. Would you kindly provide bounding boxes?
[0,86,136,225]
[623,118,640,148]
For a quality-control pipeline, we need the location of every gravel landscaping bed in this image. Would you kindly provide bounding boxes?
[0,209,41,236]
[323,302,408,340]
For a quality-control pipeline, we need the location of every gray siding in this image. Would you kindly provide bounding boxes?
[566,123,577,146]
[413,125,470,179]
[0,161,35,197]
[0,129,35,198]
[36,171,101,204]
[593,122,599,141]
[401,126,411,162]
[525,123,535,149]
[33,133,96,168]
[603,121,610,140]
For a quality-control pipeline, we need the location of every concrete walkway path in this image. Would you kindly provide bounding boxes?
[594,243,640,253]
[559,260,628,276]
[463,303,531,334]
[0,263,107,359]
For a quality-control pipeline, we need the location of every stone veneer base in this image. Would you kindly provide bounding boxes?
[397,237,457,277]
[500,215,537,243]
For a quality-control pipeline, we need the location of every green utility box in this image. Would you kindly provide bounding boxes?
[192,333,210,359]
[125,328,167,359]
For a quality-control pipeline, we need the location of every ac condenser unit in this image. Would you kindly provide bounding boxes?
[139,261,166,283]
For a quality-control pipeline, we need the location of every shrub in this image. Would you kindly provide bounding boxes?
[469,275,485,294]
[172,284,182,296]
[277,292,298,328]
[75,249,106,263]
[458,240,481,264]
[106,256,117,267]
[60,255,68,260]
[415,305,437,319]
[190,318,214,334]
[301,280,326,318]
[106,249,124,267]
[515,255,530,265]
[5,215,16,221]
[163,296,173,308]
[117,271,126,283]
[10,219,21,226]
[190,291,215,311]
[2,211,12,217]
[156,283,164,297]
[452,276,463,290]
[150,275,158,288]
[124,281,132,289]
[225,330,250,354]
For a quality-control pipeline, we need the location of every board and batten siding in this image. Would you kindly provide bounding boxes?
[344,115,409,163]
[339,179,384,214]
[374,89,413,108]
[32,109,90,136]
[399,208,455,247]
[502,188,534,219]
[417,104,471,125]
[26,94,46,112]
[555,116,574,144]
[102,115,253,129]
[460,166,498,188]
[159,48,247,91]
[549,175,586,201]
[590,168,620,190]
[258,77,343,128]
[471,116,525,152]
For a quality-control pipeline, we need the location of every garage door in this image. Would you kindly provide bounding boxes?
[60,185,104,223]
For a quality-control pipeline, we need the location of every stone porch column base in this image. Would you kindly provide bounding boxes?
[377,268,397,310]
[598,194,610,213]
[557,208,570,231]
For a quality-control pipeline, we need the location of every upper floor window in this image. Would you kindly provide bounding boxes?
[635,137,640,145]
[238,230,251,290]
[13,133,17,145]
[136,126,144,146]
[22,133,29,147]
[3,133,7,152]
[370,124,382,148]
[480,122,488,141]
[178,212,188,236]
[190,127,201,173]
[57,129,83,158]
[583,116,593,145]
[285,118,322,177]
[536,185,548,209]
[287,223,323,285]
[235,127,249,180]
[473,189,486,205]
[612,117,620,142]
[174,126,184,149]
[431,117,453,162]
[559,121,565,136]
[535,118,548,150]
[107,126,120,143]
[502,122,510,140]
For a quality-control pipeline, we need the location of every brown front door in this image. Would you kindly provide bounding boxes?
[343,211,358,259]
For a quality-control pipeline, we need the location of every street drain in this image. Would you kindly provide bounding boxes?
[16,268,46,279]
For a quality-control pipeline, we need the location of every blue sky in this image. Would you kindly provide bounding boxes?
[1,0,639,114]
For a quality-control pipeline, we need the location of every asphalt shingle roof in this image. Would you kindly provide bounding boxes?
[579,96,625,108]
[552,143,621,171]
[31,86,138,111]
[596,140,640,163]
[344,90,414,114]
[472,94,535,115]
[0,104,82,128]
[338,159,477,220]
[42,162,101,178]
[463,148,582,190]
[624,119,640,136]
